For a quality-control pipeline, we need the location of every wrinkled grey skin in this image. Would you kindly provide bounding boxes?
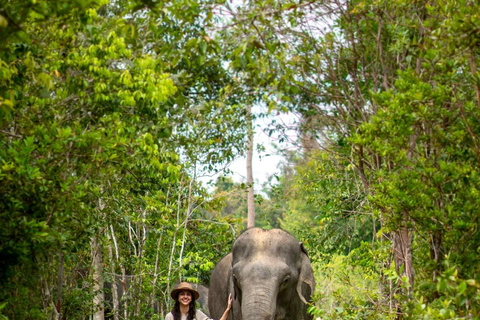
[208,228,315,320]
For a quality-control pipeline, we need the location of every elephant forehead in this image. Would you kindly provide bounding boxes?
[233,259,294,279]
[232,228,300,261]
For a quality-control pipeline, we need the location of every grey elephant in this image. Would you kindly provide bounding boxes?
[208,228,316,320]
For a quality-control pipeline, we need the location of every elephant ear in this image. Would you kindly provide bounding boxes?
[296,242,315,305]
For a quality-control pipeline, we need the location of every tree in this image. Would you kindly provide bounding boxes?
[0,0,246,318]
[246,104,256,228]
[212,175,281,229]
[217,0,480,317]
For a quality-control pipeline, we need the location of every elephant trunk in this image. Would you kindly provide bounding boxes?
[240,286,278,320]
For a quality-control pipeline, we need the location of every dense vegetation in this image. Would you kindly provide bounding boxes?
[1,0,479,319]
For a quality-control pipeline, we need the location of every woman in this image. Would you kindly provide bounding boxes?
[165,282,232,320]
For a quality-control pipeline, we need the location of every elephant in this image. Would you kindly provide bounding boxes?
[208,228,315,320]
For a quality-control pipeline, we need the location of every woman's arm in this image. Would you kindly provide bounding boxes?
[218,294,233,320]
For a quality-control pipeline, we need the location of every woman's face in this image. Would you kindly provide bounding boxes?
[178,290,192,307]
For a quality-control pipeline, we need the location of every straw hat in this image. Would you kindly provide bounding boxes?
[171,282,200,300]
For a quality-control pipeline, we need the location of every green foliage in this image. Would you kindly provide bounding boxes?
[211,175,281,229]
[3,0,480,318]
[355,69,480,279]
[0,0,107,46]
[0,0,245,318]
[382,259,480,319]
[277,150,373,256]
[308,245,384,320]
[218,0,480,318]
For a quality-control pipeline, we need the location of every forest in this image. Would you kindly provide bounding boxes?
[1,0,479,319]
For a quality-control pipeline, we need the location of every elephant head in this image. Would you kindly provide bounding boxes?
[209,228,315,320]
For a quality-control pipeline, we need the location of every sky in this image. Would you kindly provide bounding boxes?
[200,110,299,191]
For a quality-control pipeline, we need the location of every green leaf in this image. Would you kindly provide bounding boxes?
[199,41,207,55]
[0,15,8,28]
[457,281,467,295]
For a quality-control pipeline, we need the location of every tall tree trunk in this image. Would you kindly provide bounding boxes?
[167,190,182,299]
[92,235,105,320]
[179,172,195,279]
[430,229,443,299]
[378,227,395,314]
[246,104,255,228]
[393,215,414,295]
[121,265,128,320]
[135,208,147,318]
[55,251,64,320]
[393,224,414,290]
[107,231,120,320]
[300,110,320,156]
[109,224,128,319]
[150,233,163,314]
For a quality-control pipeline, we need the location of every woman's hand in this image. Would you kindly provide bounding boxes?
[227,293,233,310]
[219,293,233,320]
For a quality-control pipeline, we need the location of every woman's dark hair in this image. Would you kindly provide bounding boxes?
[171,292,196,320]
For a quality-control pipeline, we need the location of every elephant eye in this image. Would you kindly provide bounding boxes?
[233,274,241,287]
[233,273,242,303]
[282,275,291,283]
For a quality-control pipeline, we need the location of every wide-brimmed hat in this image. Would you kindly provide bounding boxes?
[171,282,200,300]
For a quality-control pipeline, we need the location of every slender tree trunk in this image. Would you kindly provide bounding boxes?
[179,217,189,279]
[55,251,64,320]
[300,111,320,155]
[91,236,105,320]
[127,219,139,318]
[378,227,394,314]
[135,208,147,318]
[430,229,443,299]
[393,225,414,290]
[41,263,52,314]
[167,190,182,298]
[393,215,414,295]
[246,104,255,228]
[150,233,163,314]
[107,232,119,320]
[179,171,195,279]
[109,224,128,319]
[121,265,128,320]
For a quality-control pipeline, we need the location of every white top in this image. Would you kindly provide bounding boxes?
[164,310,211,320]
